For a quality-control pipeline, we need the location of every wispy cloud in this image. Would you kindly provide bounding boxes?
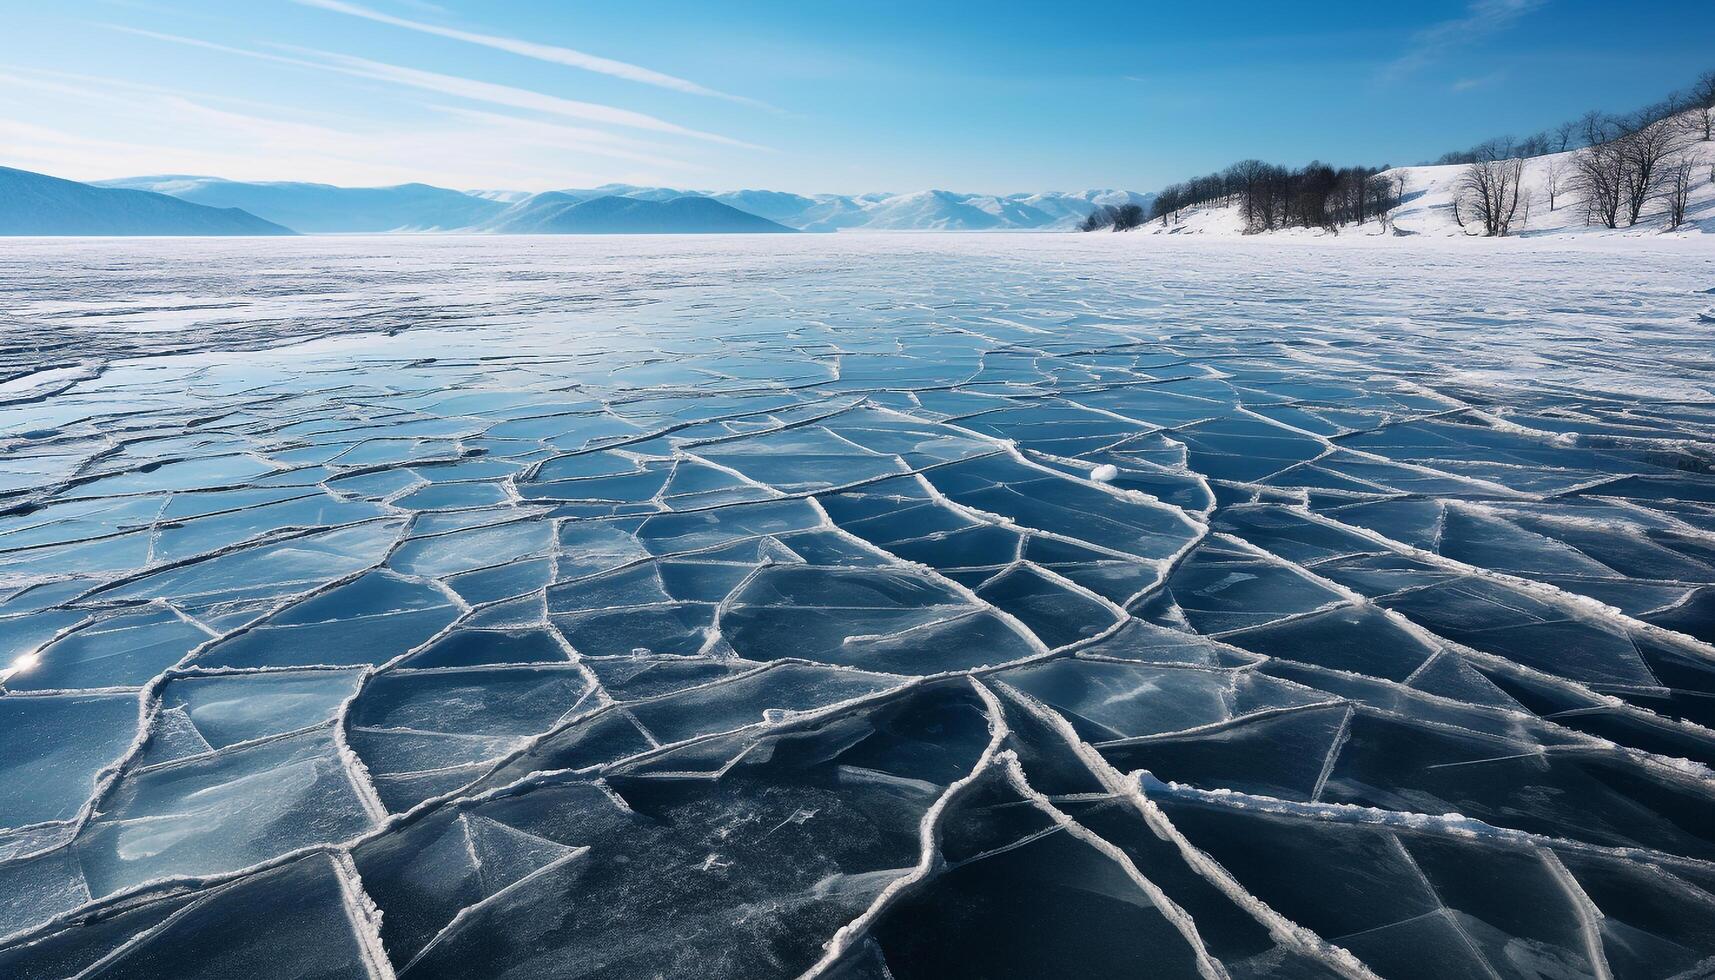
[294,0,766,107]
[289,47,767,148]
[1381,0,1545,81]
[431,107,703,171]
[108,26,765,149]
[1450,71,1506,92]
[0,113,624,190]
[0,63,692,188]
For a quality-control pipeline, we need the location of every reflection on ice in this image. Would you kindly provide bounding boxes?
[2,236,1715,977]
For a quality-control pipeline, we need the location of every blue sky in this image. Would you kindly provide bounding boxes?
[3,0,1712,194]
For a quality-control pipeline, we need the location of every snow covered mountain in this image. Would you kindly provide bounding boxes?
[559,187,1155,231]
[480,193,795,234]
[95,176,508,232]
[542,184,697,205]
[1016,189,1157,227]
[465,189,534,204]
[0,167,292,236]
[73,168,1160,234]
[705,190,824,224]
[833,190,1011,231]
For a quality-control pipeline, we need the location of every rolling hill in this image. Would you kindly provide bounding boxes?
[0,166,292,236]
[95,176,508,232]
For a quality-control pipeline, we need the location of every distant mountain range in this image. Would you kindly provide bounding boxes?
[481,193,795,234]
[2,165,1156,236]
[0,167,293,236]
[552,185,1157,232]
[96,176,507,232]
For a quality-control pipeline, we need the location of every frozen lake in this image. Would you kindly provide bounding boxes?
[3,235,1715,978]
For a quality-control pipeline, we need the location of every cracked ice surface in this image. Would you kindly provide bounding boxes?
[2,235,1715,978]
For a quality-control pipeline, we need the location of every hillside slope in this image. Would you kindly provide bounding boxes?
[97,176,506,232]
[1141,138,1713,240]
[0,167,293,236]
[1383,146,1714,237]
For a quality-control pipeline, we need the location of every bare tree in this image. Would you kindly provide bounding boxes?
[1517,131,1551,158]
[1152,185,1183,226]
[1661,155,1695,230]
[1638,96,1685,130]
[1544,156,1566,210]
[1617,116,1683,225]
[1110,203,1145,231]
[1224,159,1273,231]
[1552,119,1579,153]
[1456,141,1525,236]
[1078,204,1148,232]
[1376,177,1398,232]
[1077,206,1114,232]
[1580,111,1614,149]
[1685,71,1715,142]
[1573,139,1627,228]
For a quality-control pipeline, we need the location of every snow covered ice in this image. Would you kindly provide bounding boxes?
[2,234,1715,978]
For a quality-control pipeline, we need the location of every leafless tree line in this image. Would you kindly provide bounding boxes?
[1437,71,1715,165]
[1451,70,1714,235]
[1078,203,1145,231]
[1142,161,1404,234]
[1565,115,1687,228]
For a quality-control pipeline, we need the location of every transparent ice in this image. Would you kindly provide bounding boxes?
[2,236,1715,978]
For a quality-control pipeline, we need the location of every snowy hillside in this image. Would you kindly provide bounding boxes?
[1383,145,1714,237]
[1142,136,1713,240]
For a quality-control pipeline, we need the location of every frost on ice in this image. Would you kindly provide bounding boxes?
[2,236,1715,978]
